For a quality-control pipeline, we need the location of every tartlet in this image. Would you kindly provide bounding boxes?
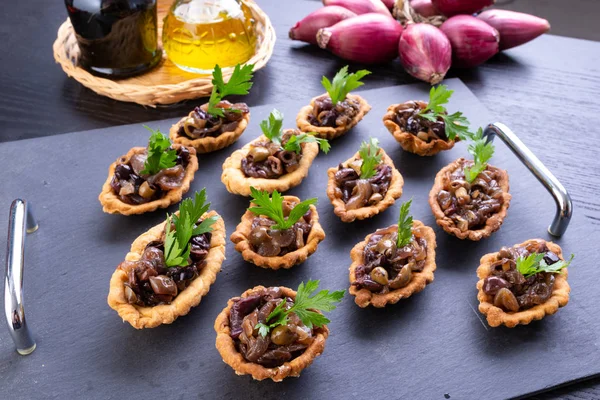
[476,239,571,328]
[107,209,226,329]
[99,144,198,215]
[349,220,437,308]
[231,195,325,270]
[383,100,459,156]
[214,285,329,381]
[429,157,511,241]
[169,101,250,154]
[326,147,404,222]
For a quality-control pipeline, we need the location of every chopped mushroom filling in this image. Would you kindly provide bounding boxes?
[178,100,249,139]
[308,94,360,128]
[119,225,211,307]
[241,130,303,179]
[436,160,504,232]
[229,287,315,368]
[110,146,191,205]
[392,101,447,142]
[333,161,392,210]
[353,225,428,293]
[482,240,561,312]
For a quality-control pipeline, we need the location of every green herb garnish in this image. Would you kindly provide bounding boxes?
[249,187,317,231]
[418,85,471,141]
[206,63,254,117]
[358,137,382,179]
[396,199,414,248]
[140,126,177,176]
[516,253,574,278]
[255,280,345,337]
[163,189,219,268]
[321,66,371,106]
[259,109,329,153]
[463,127,495,184]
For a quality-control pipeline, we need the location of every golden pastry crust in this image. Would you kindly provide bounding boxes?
[383,101,458,156]
[98,145,199,215]
[428,158,511,241]
[214,285,329,382]
[476,239,570,328]
[230,196,325,269]
[107,210,225,329]
[349,220,437,308]
[296,93,371,140]
[221,135,319,196]
[326,148,404,223]
[169,106,250,154]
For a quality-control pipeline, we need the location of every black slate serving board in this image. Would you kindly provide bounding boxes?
[1,79,598,400]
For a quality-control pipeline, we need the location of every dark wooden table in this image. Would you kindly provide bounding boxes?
[2,1,600,399]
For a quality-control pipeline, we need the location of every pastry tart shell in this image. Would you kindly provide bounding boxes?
[99,145,199,215]
[476,239,570,328]
[429,158,512,241]
[221,136,319,196]
[169,109,250,154]
[383,101,458,156]
[230,196,325,269]
[349,220,437,308]
[214,285,329,382]
[296,93,371,140]
[326,148,404,223]
[107,210,226,329]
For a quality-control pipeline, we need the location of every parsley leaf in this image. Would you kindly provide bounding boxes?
[259,109,284,145]
[418,85,471,141]
[206,63,254,117]
[321,66,371,105]
[163,189,219,268]
[256,280,345,337]
[284,132,330,154]
[463,127,495,184]
[516,253,574,278]
[396,199,414,248]
[259,110,330,154]
[140,126,177,176]
[358,137,382,179]
[248,187,317,231]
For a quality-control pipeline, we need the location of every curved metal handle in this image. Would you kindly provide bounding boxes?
[4,199,38,355]
[483,122,573,237]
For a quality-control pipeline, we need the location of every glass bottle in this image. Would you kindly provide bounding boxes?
[65,0,162,78]
[162,0,257,74]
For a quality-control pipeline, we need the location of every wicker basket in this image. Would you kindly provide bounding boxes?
[53,0,276,106]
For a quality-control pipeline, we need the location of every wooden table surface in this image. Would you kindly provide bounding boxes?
[2,1,600,398]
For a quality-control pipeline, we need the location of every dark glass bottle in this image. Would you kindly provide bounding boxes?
[65,0,161,78]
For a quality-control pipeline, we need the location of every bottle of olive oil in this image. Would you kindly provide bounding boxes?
[163,0,257,74]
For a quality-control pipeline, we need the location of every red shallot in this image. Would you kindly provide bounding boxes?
[289,6,357,45]
[431,0,494,17]
[381,0,395,10]
[410,0,439,18]
[478,9,550,50]
[440,15,499,67]
[323,0,392,16]
[399,23,451,84]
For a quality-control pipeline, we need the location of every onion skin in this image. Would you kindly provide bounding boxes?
[323,0,392,16]
[440,15,499,68]
[399,23,451,84]
[317,13,403,64]
[289,6,357,45]
[431,0,494,17]
[477,9,550,50]
[381,0,395,10]
[410,0,440,18]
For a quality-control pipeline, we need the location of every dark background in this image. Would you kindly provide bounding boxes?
[1,0,600,399]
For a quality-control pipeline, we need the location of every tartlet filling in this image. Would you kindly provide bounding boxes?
[229,287,315,368]
[178,100,249,139]
[482,240,562,312]
[333,162,392,210]
[119,225,211,307]
[110,146,191,205]
[436,160,504,232]
[353,225,428,293]
[392,101,447,142]
[241,130,303,179]
[308,94,360,128]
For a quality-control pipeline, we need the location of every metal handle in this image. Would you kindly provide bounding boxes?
[483,122,573,237]
[4,199,38,355]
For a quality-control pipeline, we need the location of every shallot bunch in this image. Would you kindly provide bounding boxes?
[289,0,551,84]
